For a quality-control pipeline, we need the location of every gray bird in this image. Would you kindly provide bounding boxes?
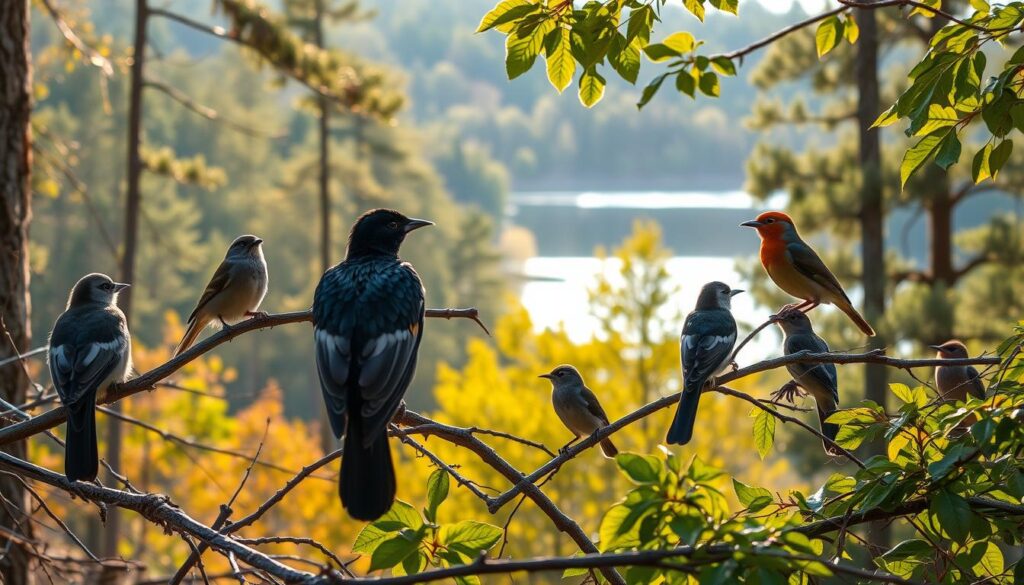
[48,273,132,482]
[667,281,741,445]
[539,365,618,458]
[930,340,985,402]
[774,308,841,455]
[175,235,268,356]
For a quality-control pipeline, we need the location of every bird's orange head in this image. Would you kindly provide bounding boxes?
[740,211,799,240]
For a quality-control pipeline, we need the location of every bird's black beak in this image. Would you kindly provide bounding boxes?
[113,283,131,292]
[730,289,744,297]
[538,373,553,380]
[740,220,763,228]
[404,219,434,233]
[251,238,264,247]
[928,344,944,352]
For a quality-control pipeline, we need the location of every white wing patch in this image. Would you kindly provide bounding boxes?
[49,345,69,369]
[700,335,735,350]
[315,328,350,354]
[361,329,412,359]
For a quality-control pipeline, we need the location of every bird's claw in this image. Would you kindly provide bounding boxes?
[392,401,407,424]
[771,381,805,404]
[246,310,269,319]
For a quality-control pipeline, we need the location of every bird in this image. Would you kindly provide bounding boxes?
[174,235,268,356]
[667,281,741,446]
[47,273,132,482]
[930,340,985,402]
[773,307,842,455]
[312,209,433,521]
[741,211,875,337]
[539,365,618,458]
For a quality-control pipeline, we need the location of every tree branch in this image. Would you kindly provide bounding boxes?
[143,79,286,139]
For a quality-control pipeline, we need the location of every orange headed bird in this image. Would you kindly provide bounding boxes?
[741,211,875,337]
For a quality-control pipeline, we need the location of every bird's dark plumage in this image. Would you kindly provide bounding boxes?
[778,310,840,455]
[313,209,430,521]
[48,274,131,482]
[668,282,739,446]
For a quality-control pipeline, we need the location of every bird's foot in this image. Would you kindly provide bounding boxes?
[558,439,579,456]
[392,401,407,424]
[771,381,805,404]
[218,316,233,331]
[246,310,269,319]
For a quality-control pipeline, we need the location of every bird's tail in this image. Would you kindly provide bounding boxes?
[817,407,842,456]
[174,316,208,357]
[599,437,618,458]
[666,388,702,445]
[65,393,98,482]
[835,299,875,337]
[340,415,396,521]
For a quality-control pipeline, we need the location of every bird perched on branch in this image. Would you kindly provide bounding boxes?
[48,274,132,482]
[313,209,432,521]
[175,235,268,356]
[741,212,875,337]
[667,281,741,446]
[931,340,985,402]
[539,365,618,458]
[773,308,841,455]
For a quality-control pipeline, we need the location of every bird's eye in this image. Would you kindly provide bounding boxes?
[557,371,564,377]
[388,221,400,230]
[764,218,775,224]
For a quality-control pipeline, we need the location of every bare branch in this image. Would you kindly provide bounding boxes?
[37,0,113,75]
[144,78,287,139]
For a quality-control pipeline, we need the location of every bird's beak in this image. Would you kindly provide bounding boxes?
[538,373,553,380]
[730,289,744,297]
[404,219,434,233]
[251,238,264,247]
[740,220,763,228]
[113,283,131,292]
[928,344,944,352]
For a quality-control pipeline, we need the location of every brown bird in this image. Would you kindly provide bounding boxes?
[540,365,618,458]
[931,340,985,402]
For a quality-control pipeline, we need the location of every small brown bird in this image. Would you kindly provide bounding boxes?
[539,365,618,458]
[931,340,985,402]
[175,235,268,356]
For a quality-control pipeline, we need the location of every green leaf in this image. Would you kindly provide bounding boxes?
[376,500,424,532]
[642,43,680,62]
[990,140,1013,178]
[353,523,392,554]
[732,479,773,511]
[608,33,640,85]
[844,13,859,43]
[440,520,503,555]
[934,133,961,170]
[477,0,537,33]
[683,0,706,21]
[544,26,575,92]
[709,0,739,15]
[698,72,719,97]
[662,31,696,53]
[599,501,656,550]
[626,5,654,43]
[711,57,736,76]
[615,453,661,484]
[901,131,945,187]
[872,105,899,128]
[916,104,959,136]
[972,142,993,183]
[676,70,696,98]
[877,540,932,579]
[752,408,776,459]
[890,383,914,404]
[505,18,555,80]
[425,469,449,523]
[976,540,1003,576]
[815,16,842,58]
[578,67,606,107]
[637,73,666,108]
[394,551,426,576]
[930,490,973,541]
[369,531,423,572]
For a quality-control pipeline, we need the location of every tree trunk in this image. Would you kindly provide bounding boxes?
[0,0,33,582]
[106,0,148,559]
[855,5,890,553]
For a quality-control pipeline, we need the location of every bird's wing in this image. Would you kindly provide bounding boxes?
[313,265,360,438]
[48,311,128,421]
[786,241,851,303]
[188,261,234,323]
[580,386,611,425]
[355,262,425,444]
[784,333,839,405]
[966,365,986,400]
[680,310,737,394]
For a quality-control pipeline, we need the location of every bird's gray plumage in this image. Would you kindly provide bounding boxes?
[931,340,985,402]
[541,365,618,457]
[776,309,840,455]
[48,273,132,482]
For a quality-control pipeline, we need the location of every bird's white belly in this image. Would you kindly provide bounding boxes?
[552,390,601,436]
[97,341,132,401]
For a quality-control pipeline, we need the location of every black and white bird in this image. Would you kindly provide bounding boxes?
[667,281,741,446]
[539,365,618,458]
[175,235,268,356]
[931,340,985,402]
[774,307,841,455]
[312,209,432,521]
[48,273,132,482]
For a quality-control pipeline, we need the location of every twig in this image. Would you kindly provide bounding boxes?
[234,536,345,570]
[393,428,492,502]
[0,346,47,369]
[37,0,113,75]
[144,79,286,139]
